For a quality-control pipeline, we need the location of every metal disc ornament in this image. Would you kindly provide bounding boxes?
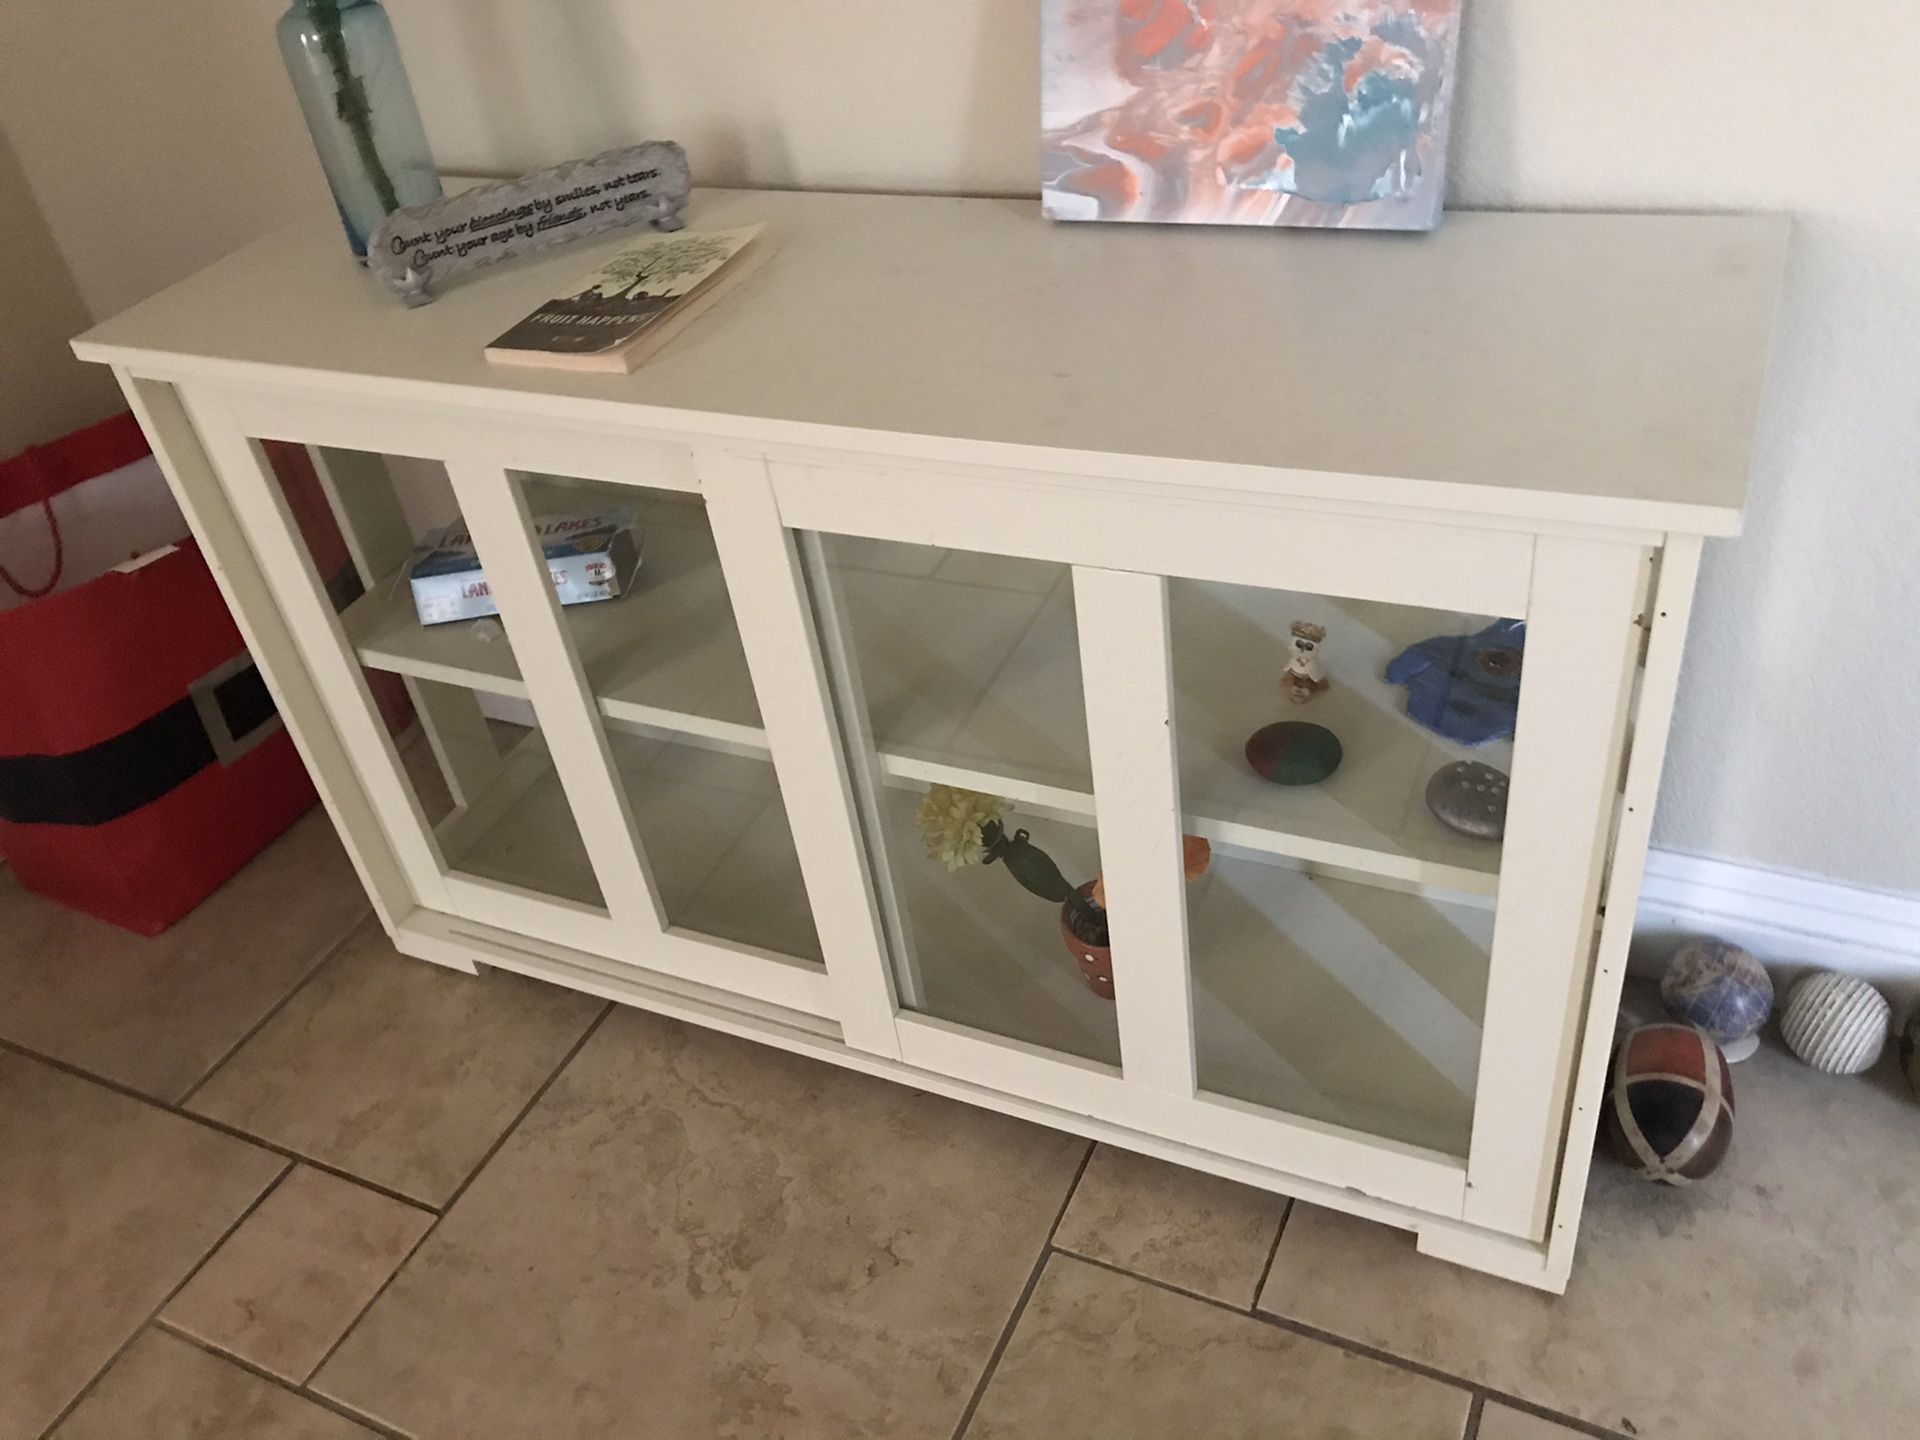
[1244,722,1343,786]
[1424,761,1508,839]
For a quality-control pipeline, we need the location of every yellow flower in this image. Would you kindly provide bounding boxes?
[915,785,1007,871]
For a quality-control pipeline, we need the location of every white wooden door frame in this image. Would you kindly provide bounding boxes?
[438,460,664,947]
[698,450,902,1058]
[769,458,1535,617]
[1075,567,1196,1098]
[177,382,458,915]
[1535,535,1702,1284]
[426,463,837,1013]
[217,379,703,496]
[181,387,841,1017]
[773,457,1645,1232]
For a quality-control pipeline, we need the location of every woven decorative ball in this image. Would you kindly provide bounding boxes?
[1603,1023,1735,1184]
[1779,972,1890,1075]
[1660,938,1773,1061]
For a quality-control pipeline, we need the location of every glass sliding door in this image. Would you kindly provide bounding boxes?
[1167,578,1516,1157]
[802,533,1118,1066]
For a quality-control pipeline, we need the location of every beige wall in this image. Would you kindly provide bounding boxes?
[3,2,1914,892]
[0,126,122,456]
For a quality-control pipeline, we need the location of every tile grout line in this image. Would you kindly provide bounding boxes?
[0,1036,439,1217]
[152,1322,412,1440]
[1254,1310,1635,1440]
[1060,1247,1501,1420]
[301,1001,616,1391]
[175,910,373,1108]
[32,1158,297,1440]
[1058,1245,1281,1320]
[1051,1223,1632,1440]
[299,1221,440,1398]
[1247,1198,1292,1313]
[1463,1391,1637,1440]
[8,995,1624,1440]
[948,1138,1095,1440]
[438,1001,615,1214]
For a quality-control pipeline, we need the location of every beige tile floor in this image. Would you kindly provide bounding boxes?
[3,811,1916,1439]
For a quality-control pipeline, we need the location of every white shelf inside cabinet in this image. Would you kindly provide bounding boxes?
[827,542,1097,808]
[341,496,766,754]
[825,542,1508,893]
[432,728,823,966]
[1170,584,1511,894]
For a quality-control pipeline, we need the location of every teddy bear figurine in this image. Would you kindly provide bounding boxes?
[1281,621,1330,704]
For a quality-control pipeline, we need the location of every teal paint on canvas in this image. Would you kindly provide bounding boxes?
[1042,0,1463,230]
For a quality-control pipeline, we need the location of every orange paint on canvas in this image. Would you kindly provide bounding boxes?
[1044,0,1460,229]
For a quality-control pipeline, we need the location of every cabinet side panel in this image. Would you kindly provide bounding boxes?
[1543,535,1704,1284]
[114,372,433,941]
[173,382,457,913]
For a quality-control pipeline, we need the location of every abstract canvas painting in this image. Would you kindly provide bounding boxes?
[1042,0,1463,230]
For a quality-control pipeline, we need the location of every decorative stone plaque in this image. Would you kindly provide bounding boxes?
[367,141,692,306]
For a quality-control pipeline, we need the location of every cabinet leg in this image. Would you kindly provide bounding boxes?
[1415,1222,1567,1294]
[391,925,483,976]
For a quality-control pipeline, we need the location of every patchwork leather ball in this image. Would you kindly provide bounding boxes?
[1603,1023,1735,1185]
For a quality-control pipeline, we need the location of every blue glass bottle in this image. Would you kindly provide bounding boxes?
[276,0,442,258]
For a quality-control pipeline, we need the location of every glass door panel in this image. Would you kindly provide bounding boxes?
[394,679,604,908]
[1171,582,1514,889]
[515,475,762,743]
[268,443,609,910]
[804,533,1118,1065]
[1168,577,1520,1158]
[824,537,1092,795]
[602,724,823,965]
[496,471,825,967]
[874,782,1116,1065]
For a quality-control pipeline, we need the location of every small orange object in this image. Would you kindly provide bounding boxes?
[1088,834,1211,910]
[1182,834,1212,879]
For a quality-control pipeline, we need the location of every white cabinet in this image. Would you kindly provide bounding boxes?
[77,188,1786,1291]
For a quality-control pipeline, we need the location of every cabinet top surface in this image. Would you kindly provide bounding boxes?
[77,187,1787,533]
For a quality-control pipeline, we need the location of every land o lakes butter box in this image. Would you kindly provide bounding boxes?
[408,509,642,625]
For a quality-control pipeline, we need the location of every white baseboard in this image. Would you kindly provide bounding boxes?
[1631,849,1920,1000]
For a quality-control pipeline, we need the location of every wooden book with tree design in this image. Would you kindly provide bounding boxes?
[484,224,766,374]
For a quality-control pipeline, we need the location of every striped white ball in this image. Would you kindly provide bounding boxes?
[1779,973,1890,1075]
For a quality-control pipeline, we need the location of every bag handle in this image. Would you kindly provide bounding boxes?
[0,454,65,599]
[0,412,149,601]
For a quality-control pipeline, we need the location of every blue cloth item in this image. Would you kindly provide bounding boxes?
[1384,619,1526,746]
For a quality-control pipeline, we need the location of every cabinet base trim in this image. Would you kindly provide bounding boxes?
[392,907,1565,1293]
